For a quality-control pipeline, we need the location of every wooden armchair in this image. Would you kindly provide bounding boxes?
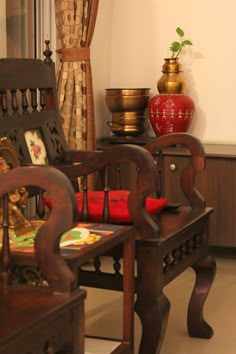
[0,145,140,354]
[0,165,86,354]
[0,47,216,354]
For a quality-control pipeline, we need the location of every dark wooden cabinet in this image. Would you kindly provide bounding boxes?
[98,137,236,247]
[163,145,236,247]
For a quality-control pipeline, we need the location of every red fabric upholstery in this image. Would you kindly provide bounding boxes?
[44,190,168,224]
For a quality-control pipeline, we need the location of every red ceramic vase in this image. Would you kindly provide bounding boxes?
[148,94,194,137]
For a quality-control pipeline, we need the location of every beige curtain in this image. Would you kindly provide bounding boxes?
[54,0,99,150]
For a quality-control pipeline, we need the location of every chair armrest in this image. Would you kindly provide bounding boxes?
[145,133,206,209]
[0,166,78,292]
[53,149,101,165]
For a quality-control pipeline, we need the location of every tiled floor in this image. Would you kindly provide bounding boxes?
[84,248,236,354]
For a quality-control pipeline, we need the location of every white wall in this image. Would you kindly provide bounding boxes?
[91,0,113,138]
[92,0,236,144]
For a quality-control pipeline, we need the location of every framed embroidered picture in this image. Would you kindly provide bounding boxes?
[24,130,48,165]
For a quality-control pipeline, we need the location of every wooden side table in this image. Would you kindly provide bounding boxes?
[11,221,136,354]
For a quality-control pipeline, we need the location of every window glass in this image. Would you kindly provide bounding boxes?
[6,0,36,58]
[0,0,56,60]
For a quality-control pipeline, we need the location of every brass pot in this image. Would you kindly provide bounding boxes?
[111,111,146,123]
[105,94,149,112]
[106,88,150,96]
[107,111,146,136]
[157,58,186,94]
[105,88,150,136]
[107,121,146,136]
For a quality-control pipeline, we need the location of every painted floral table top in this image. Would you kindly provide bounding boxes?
[8,221,124,256]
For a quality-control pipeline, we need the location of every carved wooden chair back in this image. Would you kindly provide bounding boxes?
[0,56,66,166]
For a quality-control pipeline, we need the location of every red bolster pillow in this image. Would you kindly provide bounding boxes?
[44,190,168,224]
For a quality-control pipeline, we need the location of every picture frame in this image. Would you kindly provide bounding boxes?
[24,129,48,165]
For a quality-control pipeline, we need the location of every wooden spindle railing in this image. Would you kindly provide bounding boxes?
[1,193,11,286]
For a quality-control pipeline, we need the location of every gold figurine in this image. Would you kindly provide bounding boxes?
[0,138,34,239]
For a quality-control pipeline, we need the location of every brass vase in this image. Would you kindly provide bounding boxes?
[157,58,186,94]
[148,58,194,136]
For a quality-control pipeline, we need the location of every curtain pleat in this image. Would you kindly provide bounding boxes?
[54,0,99,151]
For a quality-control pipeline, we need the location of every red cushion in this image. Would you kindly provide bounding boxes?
[44,190,168,224]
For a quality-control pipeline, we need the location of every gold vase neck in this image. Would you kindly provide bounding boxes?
[157,58,186,94]
[162,58,183,73]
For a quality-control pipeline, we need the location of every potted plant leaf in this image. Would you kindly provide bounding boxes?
[169,27,193,59]
[158,27,193,94]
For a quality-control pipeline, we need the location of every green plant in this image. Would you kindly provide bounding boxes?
[169,27,193,58]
